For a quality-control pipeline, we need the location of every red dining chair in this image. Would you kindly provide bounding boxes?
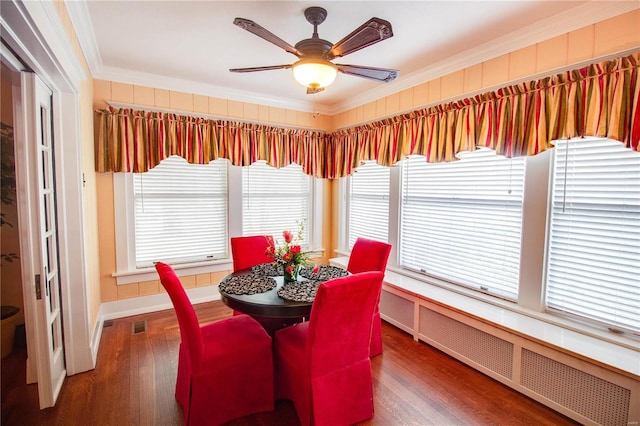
[230,235,275,272]
[274,271,384,426]
[155,262,274,426]
[230,234,274,316]
[347,237,392,357]
[229,235,280,325]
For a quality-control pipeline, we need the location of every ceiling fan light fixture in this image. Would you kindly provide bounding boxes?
[292,59,338,89]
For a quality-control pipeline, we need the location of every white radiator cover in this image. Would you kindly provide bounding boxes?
[379,287,640,426]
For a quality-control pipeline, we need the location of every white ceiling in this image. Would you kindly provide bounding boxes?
[67,1,638,115]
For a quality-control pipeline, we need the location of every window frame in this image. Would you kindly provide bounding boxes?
[398,151,527,301]
[340,140,639,340]
[241,161,315,249]
[544,138,640,334]
[346,161,391,250]
[113,161,322,285]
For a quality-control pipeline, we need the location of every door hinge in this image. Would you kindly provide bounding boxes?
[35,274,42,300]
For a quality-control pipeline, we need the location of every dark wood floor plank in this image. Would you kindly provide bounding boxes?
[1,300,579,426]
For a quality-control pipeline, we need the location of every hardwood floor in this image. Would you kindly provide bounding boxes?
[2,301,579,426]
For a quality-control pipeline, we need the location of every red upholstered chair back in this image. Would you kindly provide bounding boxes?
[155,262,204,369]
[306,271,384,376]
[230,235,275,272]
[347,237,392,274]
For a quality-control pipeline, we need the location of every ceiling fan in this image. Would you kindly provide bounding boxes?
[229,6,399,94]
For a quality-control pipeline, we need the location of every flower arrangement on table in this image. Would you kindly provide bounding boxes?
[266,224,319,283]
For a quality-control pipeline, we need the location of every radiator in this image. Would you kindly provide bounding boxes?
[380,288,639,426]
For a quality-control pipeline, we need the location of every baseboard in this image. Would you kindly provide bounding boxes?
[90,305,103,368]
[101,285,221,321]
[90,285,222,366]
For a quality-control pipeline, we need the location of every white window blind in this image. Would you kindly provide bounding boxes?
[400,149,526,300]
[348,161,390,249]
[242,161,312,246]
[133,156,228,267]
[546,138,640,334]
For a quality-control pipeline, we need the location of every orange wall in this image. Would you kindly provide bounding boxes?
[92,9,639,303]
[92,82,332,131]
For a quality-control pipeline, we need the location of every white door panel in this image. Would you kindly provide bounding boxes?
[21,72,66,408]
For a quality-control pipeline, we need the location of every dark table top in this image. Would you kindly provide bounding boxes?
[218,270,314,319]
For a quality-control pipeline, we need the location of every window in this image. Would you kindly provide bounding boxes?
[347,161,390,249]
[242,161,313,246]
[339,138,638,340]
[399,149,526,300]
[114,157,322,283]
[546,138,640,334]
[132,156,228,267]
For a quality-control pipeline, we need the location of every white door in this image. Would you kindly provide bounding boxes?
[21,72,66,408]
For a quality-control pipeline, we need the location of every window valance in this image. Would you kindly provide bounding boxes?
[96,52,639,179]
[95,111,331,177]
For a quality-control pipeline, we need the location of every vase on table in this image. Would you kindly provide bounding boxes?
[283,263,299,283]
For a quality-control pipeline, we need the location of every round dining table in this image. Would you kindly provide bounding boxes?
[218,270,314,319]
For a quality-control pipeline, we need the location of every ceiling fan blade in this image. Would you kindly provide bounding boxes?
[336,64,399,82]
[329,18,393,58]
[233,18,302,57]
[229,64,292,73]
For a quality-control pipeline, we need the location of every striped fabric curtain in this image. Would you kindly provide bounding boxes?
[95,109,329,176]
[331,52,639,177]
[95,52,639,178]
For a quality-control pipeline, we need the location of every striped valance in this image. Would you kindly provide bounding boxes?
[95,112,331,177]
[96,52,640,178]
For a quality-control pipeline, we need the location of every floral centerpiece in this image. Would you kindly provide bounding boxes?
[266,224,318,282]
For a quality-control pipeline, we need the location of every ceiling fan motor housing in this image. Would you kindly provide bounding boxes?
[295,38,333,59]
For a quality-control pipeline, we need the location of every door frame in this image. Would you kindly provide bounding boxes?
[1,0,94,378]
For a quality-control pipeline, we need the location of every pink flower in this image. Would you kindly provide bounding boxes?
[286,265,294,274]
[266,224,311,272]
[312,264,320,273]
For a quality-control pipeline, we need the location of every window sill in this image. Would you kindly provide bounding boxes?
[113,259,234,285]
[330,257,640,379]
[112,249,326,285]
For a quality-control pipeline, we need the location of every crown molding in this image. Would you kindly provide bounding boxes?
[65,0,102,78]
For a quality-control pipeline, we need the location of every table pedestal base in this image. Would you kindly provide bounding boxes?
[251,315,305,336]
